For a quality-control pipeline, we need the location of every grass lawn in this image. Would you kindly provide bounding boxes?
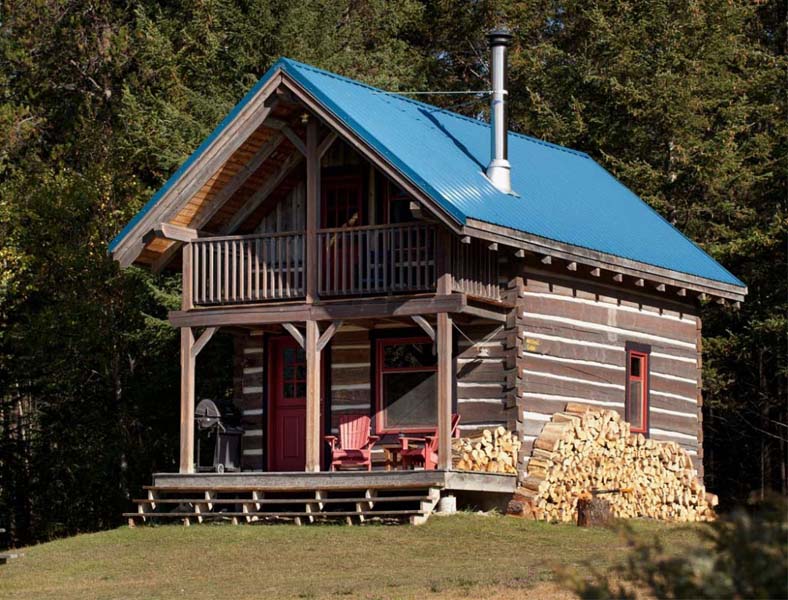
[0,513,702,599]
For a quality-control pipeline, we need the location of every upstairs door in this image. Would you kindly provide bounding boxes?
[268,336,307,471]
[320,176,363,294]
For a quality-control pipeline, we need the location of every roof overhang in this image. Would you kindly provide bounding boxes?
[463,218,747,303]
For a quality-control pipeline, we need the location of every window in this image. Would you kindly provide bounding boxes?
[376,337,437,432]
[385,183,417,224]
[625,343,650,434]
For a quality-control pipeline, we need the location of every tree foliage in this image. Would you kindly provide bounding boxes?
[564,497,788,599]
[0,0,784,544]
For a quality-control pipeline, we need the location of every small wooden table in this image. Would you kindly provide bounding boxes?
[381,444,403,471]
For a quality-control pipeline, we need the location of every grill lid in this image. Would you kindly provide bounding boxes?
[195,398,222,430]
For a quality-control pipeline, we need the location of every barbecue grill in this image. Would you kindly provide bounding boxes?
[195,399,243,473]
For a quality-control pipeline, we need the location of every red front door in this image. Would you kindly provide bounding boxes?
[268,337,307,471]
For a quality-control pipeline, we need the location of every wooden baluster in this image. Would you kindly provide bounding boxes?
[261,238,268,300]
[416,226,422,290]
[333,231,339,295]
[300,234,305,295]
[383,228,389,291]
[285,235,292,298]
[222,241,227,302]
[316,233,322,295]
[254,238,260,301]
[247,239,252,302]
[239,239,245,301]
[276,235,281,299]
[373,230,380,293]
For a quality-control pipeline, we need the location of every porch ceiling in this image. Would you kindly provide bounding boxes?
[135,102,307,269]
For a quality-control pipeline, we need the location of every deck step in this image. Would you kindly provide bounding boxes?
[132,495,431,505]
[131,477,443,526]
[125,510,425,518]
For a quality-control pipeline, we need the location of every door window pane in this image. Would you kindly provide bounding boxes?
[628,383,643,430]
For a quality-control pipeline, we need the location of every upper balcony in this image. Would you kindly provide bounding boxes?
[185,222,501,307]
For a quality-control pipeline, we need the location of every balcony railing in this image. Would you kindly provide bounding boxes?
[317,223,436,297]
[187,222,502,307]
[191,231,305,305]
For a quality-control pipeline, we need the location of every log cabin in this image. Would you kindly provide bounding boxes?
[112,32,747,525]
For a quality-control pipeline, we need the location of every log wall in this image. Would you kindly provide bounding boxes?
[233,333,265,470]
[514,271,704,477]
[328,329,372,434]
[455,320,517,436]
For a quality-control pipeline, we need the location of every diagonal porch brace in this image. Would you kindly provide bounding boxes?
[316,320,343,352]
[282,323,305,349]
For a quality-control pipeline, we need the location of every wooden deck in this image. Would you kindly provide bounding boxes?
[152,469,517,493]
[125,470,516,526]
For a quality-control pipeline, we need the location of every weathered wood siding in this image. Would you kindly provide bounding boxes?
[233,333,265,470]
[514,272,703,476]
[328,329,372,433]
[455,321,516,436]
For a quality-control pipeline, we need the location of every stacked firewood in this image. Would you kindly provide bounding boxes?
[516,403,718,523]
[453,426,522,475]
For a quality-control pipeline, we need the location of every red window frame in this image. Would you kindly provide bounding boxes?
[375,336,437,434]
[625,347,650,435]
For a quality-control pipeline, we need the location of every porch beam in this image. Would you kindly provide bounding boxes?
[179,326,196,474]
[317,320,342,352]
[305,320,321,472]
[190,326,218,359]
[436,312,453,470]
[169,294,467,328]
[144,223,201,244]
[460,304,508,323]
[411,315,435,341]
[282,323,305,349]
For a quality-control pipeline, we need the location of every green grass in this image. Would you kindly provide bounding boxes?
[0,514,702,599]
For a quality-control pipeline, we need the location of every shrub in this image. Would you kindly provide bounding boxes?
[564,497,788,599]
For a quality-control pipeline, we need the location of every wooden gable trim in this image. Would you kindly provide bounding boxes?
[463,218,746,302]
[111,72,285,268]
[279,73,463,235]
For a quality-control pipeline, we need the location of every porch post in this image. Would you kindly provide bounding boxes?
[437,312,453,470]
[305,319,321,471]
[179,241,196,473]
[305,118,319,305]
[179,326,196,473]
[436,227,454,470]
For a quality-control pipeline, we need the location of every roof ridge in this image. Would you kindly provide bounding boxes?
[279,57,590,160]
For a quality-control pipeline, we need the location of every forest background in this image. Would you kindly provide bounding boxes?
[0,0,784,544]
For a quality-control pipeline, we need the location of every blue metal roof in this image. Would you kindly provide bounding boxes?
[112,57,744,289]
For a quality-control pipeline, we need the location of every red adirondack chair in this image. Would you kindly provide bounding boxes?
[325,414,380,471]
[399,414,461,470]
